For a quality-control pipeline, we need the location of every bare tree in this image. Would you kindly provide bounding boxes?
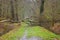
[0,0,2,17]
[10,0,19,23]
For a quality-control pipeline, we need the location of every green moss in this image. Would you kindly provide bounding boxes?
[1,22,60,40]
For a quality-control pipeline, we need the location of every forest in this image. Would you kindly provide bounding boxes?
[0,0,60,40]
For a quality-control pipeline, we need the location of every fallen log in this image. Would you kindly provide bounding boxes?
[0,19,10,23]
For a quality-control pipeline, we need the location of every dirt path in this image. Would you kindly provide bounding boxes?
[19,26,43,40]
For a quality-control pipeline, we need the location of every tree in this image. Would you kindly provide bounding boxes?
[10,0,19,23]
[40,0,44,14]
[0,0,2,17]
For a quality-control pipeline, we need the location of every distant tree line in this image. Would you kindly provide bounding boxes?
[0,0,60,26]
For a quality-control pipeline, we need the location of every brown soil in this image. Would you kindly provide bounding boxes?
[0,22,20,36]
[50,23,60,34]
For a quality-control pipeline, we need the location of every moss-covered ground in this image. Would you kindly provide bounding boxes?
[0,22,60,40]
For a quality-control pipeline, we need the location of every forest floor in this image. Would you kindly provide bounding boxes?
[0,22,60,40]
